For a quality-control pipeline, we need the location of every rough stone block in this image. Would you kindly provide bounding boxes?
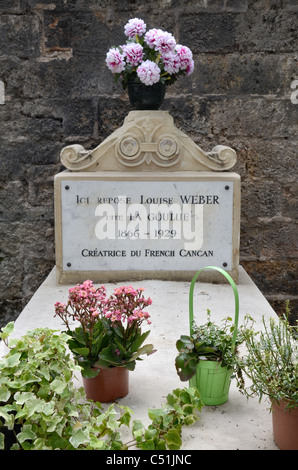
[22,60,74,100]
[241,259,298,297]
[179,13,236,52]
[192,53,297,97]
[0,14,40,58]
[211,98,298,139]
[43,10,125,55]
[230,137,298,184]
[225,0,248,12]
[71,54,115,97]
[0,181,26,222]
[281,181,298,220]
[61,99,98,140]
[241,180,282,221]
[0,0,24,14]
[164,96,212,137]
[235,10,298,52]
[0,299,23,329]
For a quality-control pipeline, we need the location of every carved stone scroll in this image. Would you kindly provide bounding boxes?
[60,111,236,172]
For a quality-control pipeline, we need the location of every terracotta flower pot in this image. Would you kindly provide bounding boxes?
[271,399,298,450]
[82,366,129,403]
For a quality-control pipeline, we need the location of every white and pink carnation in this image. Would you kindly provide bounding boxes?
[175,44,193,71]
[154,30,176,54]
[122,42,144,67]
[105,47,125,74]
[124,17,146,38]
[106,19,194,85]
[185,58,195,75]
[162,51,181,75]
[144,28,160,49]
[137,60,160,86]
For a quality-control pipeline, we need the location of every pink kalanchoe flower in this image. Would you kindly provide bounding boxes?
[137,60,160,86]
[105,47,125,74]
[124,18,146,38]
[122,43,144,67]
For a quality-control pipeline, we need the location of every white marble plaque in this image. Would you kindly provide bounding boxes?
[58,178,236,273]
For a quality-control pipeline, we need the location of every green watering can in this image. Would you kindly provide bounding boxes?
[188,266,240,405]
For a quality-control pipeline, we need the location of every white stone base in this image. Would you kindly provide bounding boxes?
[0,266,279,450]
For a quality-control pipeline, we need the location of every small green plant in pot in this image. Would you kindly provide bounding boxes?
[175,266,254,405]
[54,280,155,402]
[175,310,254,405]
[242,302,298,450]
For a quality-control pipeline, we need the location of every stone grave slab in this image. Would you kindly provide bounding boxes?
[54,171,240,283]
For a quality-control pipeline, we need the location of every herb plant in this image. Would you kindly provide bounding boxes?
[242,303,298,410]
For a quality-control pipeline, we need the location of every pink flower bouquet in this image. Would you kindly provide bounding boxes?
[54,280,155,377]
[106,17,194,88]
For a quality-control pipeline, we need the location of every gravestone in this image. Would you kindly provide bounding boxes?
[54,111,240,283]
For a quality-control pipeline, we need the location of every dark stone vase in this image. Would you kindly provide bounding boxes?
[127,81,166,110]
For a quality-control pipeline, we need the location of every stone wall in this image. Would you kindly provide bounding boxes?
[0,0,297,327]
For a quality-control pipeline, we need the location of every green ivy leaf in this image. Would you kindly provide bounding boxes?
[14,391,35,404]
[155,439,167,450]
[69,429,88,448]
[0,385,10,402]
[17,424,37,443]
[132,419,144,440]
[139,439,155,450]
[88,437,107,450]
[5,352,21,368]
[0,322,14,341]
[119,408,132,427]
[50,378,67,394]
[30,438,52,450]
[0,409,14,429]
[26,398,46,418]
[147,407,167,421]
[164,428,182,450]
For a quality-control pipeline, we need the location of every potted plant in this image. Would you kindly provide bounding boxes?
[0,322,202,450]
[175,266,254,405]
[242,302,298,450]
[54,280,155,402]
[105,17,194,109]
[0,322,84,450]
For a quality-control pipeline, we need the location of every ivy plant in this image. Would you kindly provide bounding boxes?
[0,322,203,450]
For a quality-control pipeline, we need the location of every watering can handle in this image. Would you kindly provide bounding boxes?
[189,266,239,351]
